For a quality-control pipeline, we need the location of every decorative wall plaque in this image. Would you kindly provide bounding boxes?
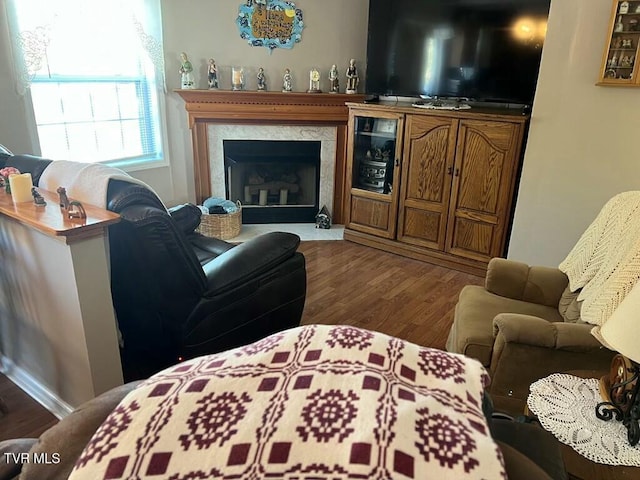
[236,0,304,52]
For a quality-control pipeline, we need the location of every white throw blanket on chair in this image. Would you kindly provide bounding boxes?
[38,160,162,209]
[559,191,640,339]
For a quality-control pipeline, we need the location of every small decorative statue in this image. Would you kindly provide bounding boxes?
[207,58,219,89]
[345,58,359,94]
[179,52,195,89]
[57,186,87,219]
[31,187,46,206]
[57,186,70,210]
[282,68,293,92]
[315,205,331,229]
[257,67,266,91]
[329,64,340,93]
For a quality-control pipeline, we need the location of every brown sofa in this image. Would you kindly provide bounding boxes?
[446,257,616,414]
[0,382,565,480]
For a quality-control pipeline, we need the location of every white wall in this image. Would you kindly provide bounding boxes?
[508,0,640,267]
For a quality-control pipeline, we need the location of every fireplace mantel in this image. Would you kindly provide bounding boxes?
[175,89,365,223]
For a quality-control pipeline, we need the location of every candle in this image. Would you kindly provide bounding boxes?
[9,173,33,203]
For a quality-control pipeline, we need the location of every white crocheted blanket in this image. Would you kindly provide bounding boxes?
[38,160,161,209]
[559,191,640,334]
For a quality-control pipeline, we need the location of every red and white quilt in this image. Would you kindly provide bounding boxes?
[69,325,505,479]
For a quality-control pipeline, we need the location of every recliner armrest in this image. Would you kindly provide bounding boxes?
[492,314,603,351]
[169,203,202,235]
[485,258,568,307]
[202,232,300,294]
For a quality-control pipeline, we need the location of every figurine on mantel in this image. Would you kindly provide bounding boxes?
[207,58,219,89]
[329,64,339,93]
[257,67,266,91]
[345,58,359,94]
[179,52,195,89]
[282,68,293,92]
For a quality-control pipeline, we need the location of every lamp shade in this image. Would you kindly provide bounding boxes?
[598,279,640,363]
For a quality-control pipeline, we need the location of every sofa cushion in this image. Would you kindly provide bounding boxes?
[446,285,564,366]
[558,286,583,323]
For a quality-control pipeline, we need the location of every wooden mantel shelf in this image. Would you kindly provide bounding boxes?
[174,89,365,127]
[174,89,366,220]
[0,189,120,243]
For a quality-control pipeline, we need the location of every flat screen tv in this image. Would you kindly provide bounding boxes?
[366,0,551,106]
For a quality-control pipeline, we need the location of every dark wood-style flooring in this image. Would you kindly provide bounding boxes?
[0,240,481,442]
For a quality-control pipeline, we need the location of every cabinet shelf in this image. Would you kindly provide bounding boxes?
[356,131,396,139]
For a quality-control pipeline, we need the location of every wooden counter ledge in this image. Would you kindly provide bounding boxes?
[0,188,120,244]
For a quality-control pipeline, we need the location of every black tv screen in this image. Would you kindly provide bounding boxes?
[366,0,551,105]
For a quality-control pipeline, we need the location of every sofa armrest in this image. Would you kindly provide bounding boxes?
[488,314,615,412]
[169,203,202,235]
[492,314,603,351]
[485,258,569,307]
[202,232,300,294]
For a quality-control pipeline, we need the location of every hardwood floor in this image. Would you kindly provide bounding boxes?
[0,240,482,441]
[298,240,482,349]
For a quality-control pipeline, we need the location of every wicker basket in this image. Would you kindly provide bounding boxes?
[197,201,242,240]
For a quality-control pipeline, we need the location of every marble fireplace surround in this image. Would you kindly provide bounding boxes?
[209,125,336,216]
[174,90,365,224]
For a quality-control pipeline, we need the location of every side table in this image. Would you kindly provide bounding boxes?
[526,370,640,480]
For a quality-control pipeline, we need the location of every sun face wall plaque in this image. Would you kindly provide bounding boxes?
[236,0,304,52]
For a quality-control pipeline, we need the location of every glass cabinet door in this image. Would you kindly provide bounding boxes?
[351,116,399,195]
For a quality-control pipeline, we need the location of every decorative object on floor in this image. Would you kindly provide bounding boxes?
[207,58,218,89]
[528,373,640,466]
[232,66,245,91]
[9,172,33,203]
[307,67,321,93]
[329,64,339,93]
[282,68,293,92]
[0,166,20,193]
[315,204,331,229]
[68,325,506,480]
[179,52,195,89]
[345,58,359,94]
[236,0,304,52]
[31,187,46,206]
[257,67,266,90]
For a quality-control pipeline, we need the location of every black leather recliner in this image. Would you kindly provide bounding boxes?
[1,154,307,380]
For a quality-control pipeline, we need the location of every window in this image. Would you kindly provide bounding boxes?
[9,0,165,167]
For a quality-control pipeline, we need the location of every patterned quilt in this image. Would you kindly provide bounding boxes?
[69,325,505,479]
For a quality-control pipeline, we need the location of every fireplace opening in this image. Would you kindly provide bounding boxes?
[223,140,321,223]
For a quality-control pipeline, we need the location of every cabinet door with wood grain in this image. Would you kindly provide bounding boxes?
[445,119,524,262]
[397,114,457,250]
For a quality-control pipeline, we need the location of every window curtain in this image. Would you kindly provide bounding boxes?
[4,0,166,95]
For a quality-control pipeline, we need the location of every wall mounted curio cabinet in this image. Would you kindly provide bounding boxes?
[598,0,640,85]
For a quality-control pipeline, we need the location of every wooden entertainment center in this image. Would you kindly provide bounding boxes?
[343,102,529,276]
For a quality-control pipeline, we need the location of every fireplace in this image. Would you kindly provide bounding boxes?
[174,89,366,224]
[224,140,321,223]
